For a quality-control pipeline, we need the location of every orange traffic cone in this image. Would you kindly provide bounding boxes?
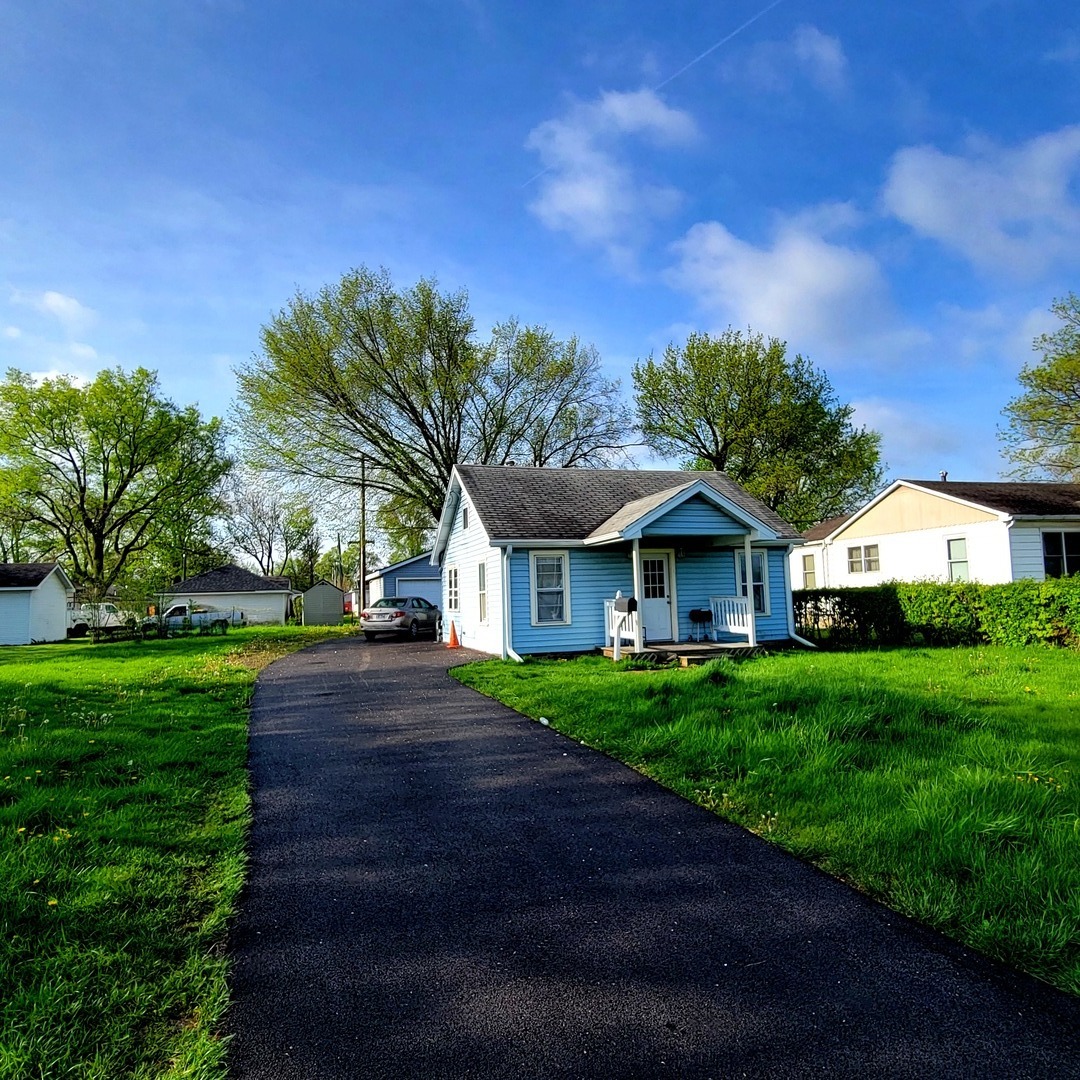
[447,620,460,648]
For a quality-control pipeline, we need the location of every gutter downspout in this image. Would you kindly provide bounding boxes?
[783,545,817,649]
[501,544,524,663]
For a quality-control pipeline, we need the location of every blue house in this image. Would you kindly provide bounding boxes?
[430,465,805,658]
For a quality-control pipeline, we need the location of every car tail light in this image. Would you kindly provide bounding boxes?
[390,610,406,618]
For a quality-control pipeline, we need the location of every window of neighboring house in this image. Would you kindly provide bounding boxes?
[462,506,469,530]
[847,544,880,574]
[447,567,459,611]
[736,550,770,615]
[530,550,570,625]
[801,552,817,589]
[1042,531,1080,578]
[478,561,488,623]
[947,538,970,582]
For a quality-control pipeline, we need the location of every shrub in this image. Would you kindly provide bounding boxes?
[794,578,1080,649]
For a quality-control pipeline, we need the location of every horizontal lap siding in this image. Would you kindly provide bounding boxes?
[28,573,69,642]
[442,488,503,655]
[510,549,631,654]
[642,496,744,536]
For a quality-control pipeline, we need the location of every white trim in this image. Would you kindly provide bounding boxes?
[529,549,571,626]
[640,547,678,643]
[500,545,523,662]
[446,565,460,611]
[477,559,488,624]
[736,547,771,619]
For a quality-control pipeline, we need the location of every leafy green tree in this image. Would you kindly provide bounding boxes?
[235,267,631,521]
[375,492,435,564]
[281,502,321,590]
[1002,294,1080,479]
[0,367,231,590]
[632,329,885,530]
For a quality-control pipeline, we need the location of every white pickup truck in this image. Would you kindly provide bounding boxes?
[145,603,246,636]
[67,602,132,638]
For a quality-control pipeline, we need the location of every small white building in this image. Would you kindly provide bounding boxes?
[792,479,1080,589]
[162,564,298,625]
[0,563,75,645]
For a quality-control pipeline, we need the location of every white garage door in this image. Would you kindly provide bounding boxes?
[397,577,442,608]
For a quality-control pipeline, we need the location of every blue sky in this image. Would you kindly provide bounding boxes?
[2,0,1079,488]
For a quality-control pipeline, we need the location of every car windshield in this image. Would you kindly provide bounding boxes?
[371,598,405,608]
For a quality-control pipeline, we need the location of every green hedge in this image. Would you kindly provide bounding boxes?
[793,578,1080,649]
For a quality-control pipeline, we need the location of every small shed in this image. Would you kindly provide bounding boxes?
[0,563,75,645]
[365,551,441,608]
[302,580,345,626]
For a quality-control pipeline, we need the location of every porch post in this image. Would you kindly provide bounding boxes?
[631,538,644,652]
[743,533,758,647]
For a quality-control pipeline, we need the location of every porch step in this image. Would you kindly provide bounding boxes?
[600,642,769,664]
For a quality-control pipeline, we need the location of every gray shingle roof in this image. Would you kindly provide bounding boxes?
[0,563,63,588]
[169,564,294,594]
[903,480,1080,517]
[802,513,855,541]
[455,466,800,541]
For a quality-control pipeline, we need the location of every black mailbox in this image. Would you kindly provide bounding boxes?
[614,595,638,614]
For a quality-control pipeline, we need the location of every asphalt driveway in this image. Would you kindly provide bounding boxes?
[225,638,1080,1078]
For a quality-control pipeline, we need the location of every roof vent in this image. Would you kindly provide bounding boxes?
[939,470,948,482]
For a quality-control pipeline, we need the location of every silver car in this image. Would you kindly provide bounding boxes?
[360,596,441,641]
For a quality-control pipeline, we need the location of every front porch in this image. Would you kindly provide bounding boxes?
[599,640,770,666]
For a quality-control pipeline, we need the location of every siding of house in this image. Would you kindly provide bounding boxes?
[441,487,504,654]
[641,496,744,537]
[1009,520,1080,580]
[794,518,1013,587]
[28,571,70,642]
[841,485,998,538]
[369,555,442,607]
[0,592,31,646]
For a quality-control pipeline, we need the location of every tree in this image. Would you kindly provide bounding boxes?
[632,329,885,530]
[234,267,632,521]
[1001,294,1080,479]
[0,367,231,591]
[375,492,436,564]
[280,502,321,591]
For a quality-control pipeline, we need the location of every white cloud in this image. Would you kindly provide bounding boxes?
[2,326,21,339]
[27,369,91,388]
[525,89,697,269]
[722,24,848,95]
[11,288,97,331]
[667,216,914,360]
[68,342,99,361]
[882,126,1080,276]
[851,397,964,478]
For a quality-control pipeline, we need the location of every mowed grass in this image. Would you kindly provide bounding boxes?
[454,647,1080,995]
[0,625,356,1080]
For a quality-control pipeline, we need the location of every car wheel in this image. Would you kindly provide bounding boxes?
[212,619,228,634]
[68,623,89,639]
[409,619,420,639]
[364,631,376,642]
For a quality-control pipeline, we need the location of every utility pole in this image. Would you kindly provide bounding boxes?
[359,457,367,611]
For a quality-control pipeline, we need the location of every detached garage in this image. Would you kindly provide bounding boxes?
[0,563,75,645]
[162,564,298,625]
[365,551,442,608]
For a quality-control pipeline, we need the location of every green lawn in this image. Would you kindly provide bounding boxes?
[0,626,355,1080]
[453,647,1080,996]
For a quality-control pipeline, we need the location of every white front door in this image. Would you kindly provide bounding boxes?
[640,552,675,642]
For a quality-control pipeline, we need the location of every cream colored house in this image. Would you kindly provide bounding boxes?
[792,480,1080,589]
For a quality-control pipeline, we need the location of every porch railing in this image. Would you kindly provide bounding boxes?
[709,595,755,646]
[604,596,639,659]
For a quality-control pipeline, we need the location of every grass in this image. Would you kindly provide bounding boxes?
[453,647,1080,996]
[0,625,356,1080]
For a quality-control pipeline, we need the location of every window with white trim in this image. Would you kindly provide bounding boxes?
[736,550,770,615]
[446,566,459,610]
[1042,531,1080,578]
[947,538,969,582]
[529,550,570,625]
[477,561,487,623]
[847,544,880,574]
[801,552,817,589]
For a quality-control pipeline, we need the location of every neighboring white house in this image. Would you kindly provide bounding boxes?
[792,479,1080,589]
[161,564,297,625]
[0,563,75,645]
[302,579,345,626]
[365,551,441,608]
